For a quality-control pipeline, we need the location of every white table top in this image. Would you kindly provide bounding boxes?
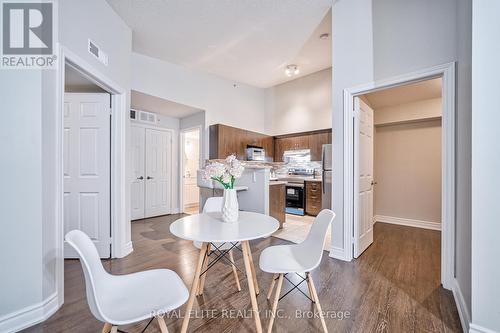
[170,211,280,243]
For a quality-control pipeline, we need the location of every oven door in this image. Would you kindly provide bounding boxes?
[285,184,305,215]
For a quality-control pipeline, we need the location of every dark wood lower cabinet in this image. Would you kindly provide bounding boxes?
[305,181,322,216]
[269,183,286,228]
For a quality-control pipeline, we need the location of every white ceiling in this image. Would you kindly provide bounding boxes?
[364,78,442,109]
[131,90,202,118]
[106,0,332,88]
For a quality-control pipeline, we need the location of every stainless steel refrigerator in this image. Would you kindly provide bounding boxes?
[321,144,332,210]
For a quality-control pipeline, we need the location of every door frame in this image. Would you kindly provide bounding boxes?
[179,125,203,213]
[342,62,456,289]
[55,45,130,307]
[130,123,175,218]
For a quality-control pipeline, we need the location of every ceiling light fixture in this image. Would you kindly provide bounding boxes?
[285,64,300,77]
[320,33,330,40]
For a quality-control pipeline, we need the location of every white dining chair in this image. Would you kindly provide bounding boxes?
[259,209,335,333]
[193,196,242,295]
[65,230,189,333]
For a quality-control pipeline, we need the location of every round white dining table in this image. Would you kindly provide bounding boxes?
[170,211,279,333]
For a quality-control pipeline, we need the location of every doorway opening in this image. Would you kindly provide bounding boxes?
[63,64,112,258]
[355,78,442,259]
[342,63,455,289]
[181,127,201,214]
[56,48,129,307]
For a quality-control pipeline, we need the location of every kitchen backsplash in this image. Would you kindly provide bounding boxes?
[273,161,322,177]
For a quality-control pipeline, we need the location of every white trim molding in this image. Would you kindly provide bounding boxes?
[374,215,441,231]
[469,324,499,333]
[0,293,58,333]
[452,279,471,333]
[329,246,349,261]
[342,62,456,290]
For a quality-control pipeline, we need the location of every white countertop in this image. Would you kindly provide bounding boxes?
[269,180,287,186]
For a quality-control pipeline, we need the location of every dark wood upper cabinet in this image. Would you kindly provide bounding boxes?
[209,124,331,162]
[274,129,331,161]
[209,124,274,160]
[308,131,332,161]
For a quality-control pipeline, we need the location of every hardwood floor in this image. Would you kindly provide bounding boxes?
[23,217,461,333]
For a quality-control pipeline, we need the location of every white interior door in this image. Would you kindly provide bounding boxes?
[354,97,374,258]
[130,126,145,220]
[145,129,172,217]
[64,93,111,258]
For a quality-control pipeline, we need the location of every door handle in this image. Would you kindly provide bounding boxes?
[147,176,154,180]
[137,176,144,180]
[371,181,378,186]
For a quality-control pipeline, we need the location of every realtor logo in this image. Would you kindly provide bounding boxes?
[1,0,57,69]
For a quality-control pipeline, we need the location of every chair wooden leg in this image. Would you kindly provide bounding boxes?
[245,242,260,295]
[267,274,278,300]
[229,249,241,291]
[157,316,169,333]
[110,326,118,333]
[242,241,263,333]
[181,242,209,333]
[307,273,328,333]
[306,274,315,303]
[197,244,211,296]
[101,323,112,333]
[267,274,284,333]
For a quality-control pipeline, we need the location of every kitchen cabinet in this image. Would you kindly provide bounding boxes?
[305,180,322,216]
[209,124,331,162]
[309,131,332,161]
[269,182,286,228]
[274,129,331,162]
[209,124,274,160]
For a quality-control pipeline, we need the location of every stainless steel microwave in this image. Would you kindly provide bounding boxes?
[246,146,266,161]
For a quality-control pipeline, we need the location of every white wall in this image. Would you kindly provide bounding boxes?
[331,0,374,256]
[374,119,442,224]
[373,98,442,125]
[180,111,206,160]
[373,98,442,224]
[0,71,43,321]
[331,0,472,323]
[265,68,332,135]
[131,53,268,134]
[471,0,500,331]
[0,0,132,330]
[455,0,473,323]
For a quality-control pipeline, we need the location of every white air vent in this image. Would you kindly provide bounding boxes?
[88,39,108,66]
[138,111,157,124]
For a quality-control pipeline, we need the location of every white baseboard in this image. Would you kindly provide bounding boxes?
[171,208,181,214]
[469,324,500,333]
[374,215,441,231]
[329,246,351,262]
[0,292,58,333]
[452,279,471,333]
